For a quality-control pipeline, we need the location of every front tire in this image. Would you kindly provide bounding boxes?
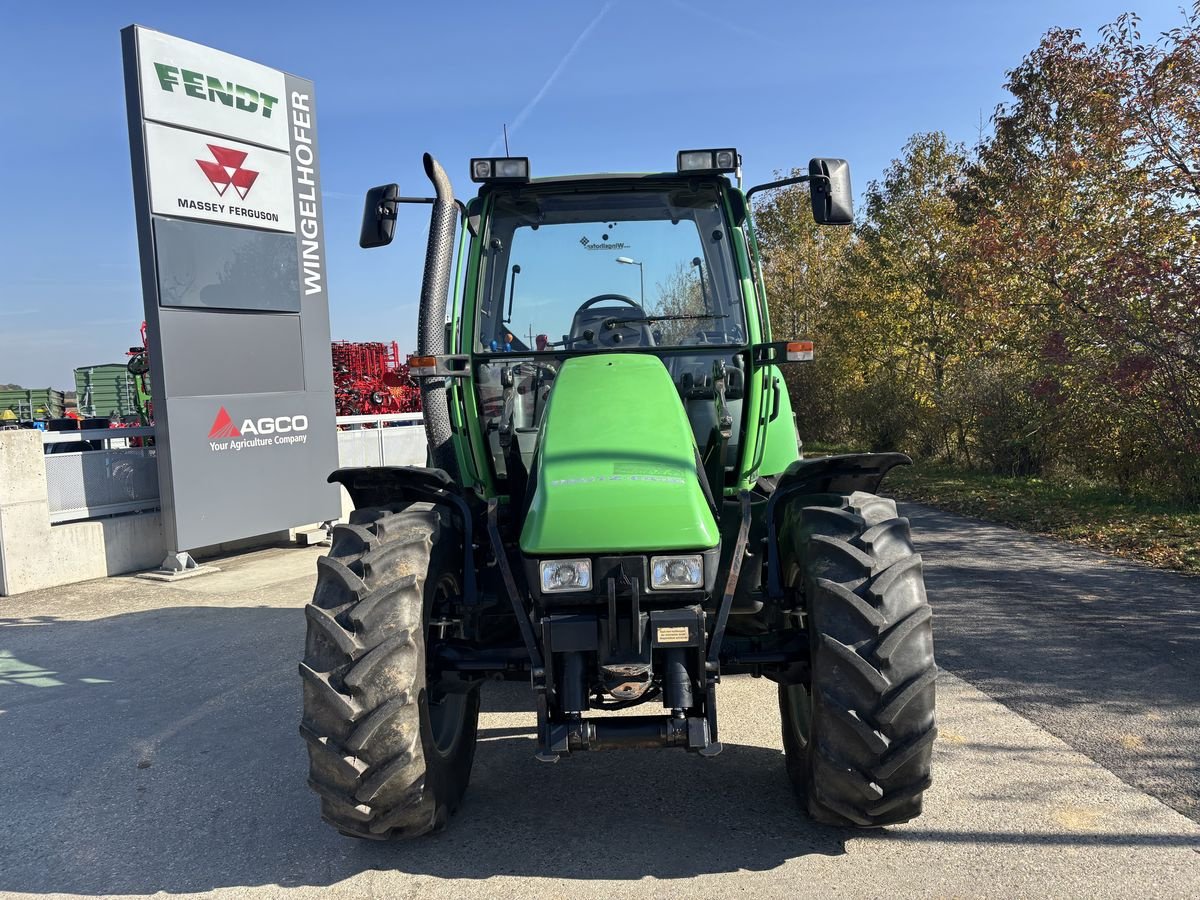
[299,502,480,839]
[779,491,936,826]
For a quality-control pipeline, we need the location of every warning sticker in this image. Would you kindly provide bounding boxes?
[656,626,691,644]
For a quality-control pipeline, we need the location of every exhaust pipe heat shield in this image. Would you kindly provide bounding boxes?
[518,354,719,555]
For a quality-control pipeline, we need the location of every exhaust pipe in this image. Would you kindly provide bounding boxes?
[418,153,459,479]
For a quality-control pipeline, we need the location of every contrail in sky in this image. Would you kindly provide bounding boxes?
[489,2,614,154]
[668,0,784,46]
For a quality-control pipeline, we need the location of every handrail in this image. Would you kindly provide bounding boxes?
[42,427,156,444]
[335,413,423,427]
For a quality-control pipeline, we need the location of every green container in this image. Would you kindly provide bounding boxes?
[0,388,66,420]
[74,364,140,418]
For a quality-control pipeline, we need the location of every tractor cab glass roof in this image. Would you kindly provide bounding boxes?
[474,181,747,353]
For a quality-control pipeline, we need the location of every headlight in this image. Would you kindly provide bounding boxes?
[470,156,530,182]
[650,555,703,590]
[678,150,715,171]
[540,559,591,593]
[494,158,529,179]
[676,148,738,173]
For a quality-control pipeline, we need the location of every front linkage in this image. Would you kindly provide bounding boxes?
[331,453,905,765]
[524,491,752,761]
[331,464,754,760]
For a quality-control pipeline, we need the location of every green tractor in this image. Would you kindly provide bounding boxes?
[299,149,936,839]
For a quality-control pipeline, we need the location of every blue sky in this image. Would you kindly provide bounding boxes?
[0,0,1183,389]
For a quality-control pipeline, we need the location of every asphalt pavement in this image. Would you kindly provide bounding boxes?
[905,502,1200,823]
[0,512,1198,899]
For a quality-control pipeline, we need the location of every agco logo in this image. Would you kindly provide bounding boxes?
[196,145,259,200]
[208,406,241,439]
[208,406,309,452]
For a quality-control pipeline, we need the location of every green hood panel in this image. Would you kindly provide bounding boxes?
[519,354,720,555]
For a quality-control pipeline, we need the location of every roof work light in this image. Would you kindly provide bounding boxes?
[676,148,739,173]
[470,157,531,183]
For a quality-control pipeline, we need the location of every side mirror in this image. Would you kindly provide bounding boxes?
[126,352,149,376]
[360,183,400,248]
[808,158,853,225]
[727,190,748,225]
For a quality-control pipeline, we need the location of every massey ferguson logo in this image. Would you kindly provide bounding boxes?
[207,406,309,452]
[196,145,259,200]
[176,144,281,223]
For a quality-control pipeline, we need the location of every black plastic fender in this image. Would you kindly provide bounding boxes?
[328,465,478,601]
[761,452,911,599]
[329,465,460,509]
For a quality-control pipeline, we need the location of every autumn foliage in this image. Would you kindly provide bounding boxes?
[756,8,1200,504]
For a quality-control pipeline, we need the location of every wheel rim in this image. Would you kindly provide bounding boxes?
[784,683,812,750]
[782,567,813,752]
[428,572,469,757]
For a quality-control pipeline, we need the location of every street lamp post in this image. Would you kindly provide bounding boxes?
[615,256,644,304]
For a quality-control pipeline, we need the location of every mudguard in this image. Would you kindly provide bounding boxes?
[328,466,477,600]
[761,452,911,599]
[329,465,463,510]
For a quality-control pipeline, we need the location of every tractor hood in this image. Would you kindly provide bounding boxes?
[519,354,720,555]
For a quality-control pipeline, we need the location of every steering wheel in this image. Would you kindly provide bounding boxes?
[576,293,644,314]
[569,293,652,348]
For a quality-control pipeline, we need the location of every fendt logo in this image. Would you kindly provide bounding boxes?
[196,145,259,200]
[207,406,309,453]
[154,62,279,119]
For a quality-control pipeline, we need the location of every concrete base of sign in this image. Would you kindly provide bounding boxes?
[134,564,221,583]
[0,430,167,595]
[161,550,199,572]
[295,525,331,547]
[0,430,340,596]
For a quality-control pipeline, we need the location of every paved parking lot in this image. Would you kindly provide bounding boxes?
[1,509,1198,899]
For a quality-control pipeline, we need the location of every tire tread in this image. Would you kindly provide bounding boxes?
[779,491,936,827]
[300,503,478,840]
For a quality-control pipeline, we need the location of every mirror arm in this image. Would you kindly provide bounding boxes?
[363,182,472,249]
[373,196,473,228]
[744,174,828,203]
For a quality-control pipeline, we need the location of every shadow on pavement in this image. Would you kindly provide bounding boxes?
[0,607,842,895]
[903,503,1200,823]
[4,601,1196,895]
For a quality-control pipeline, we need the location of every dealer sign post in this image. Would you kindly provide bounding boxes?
[122,25,340,570]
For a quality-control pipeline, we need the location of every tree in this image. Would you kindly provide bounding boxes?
[755,135,987,454]
[968,13,1200,497]
[753,170,855,442]
[648,262,711,345]
[750,7,1200,501]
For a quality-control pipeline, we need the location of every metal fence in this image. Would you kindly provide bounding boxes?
[42,427,160,524]
[335,413,426,468]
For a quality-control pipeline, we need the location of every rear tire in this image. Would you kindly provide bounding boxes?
[779,491,936,826]
[300,502,480,840]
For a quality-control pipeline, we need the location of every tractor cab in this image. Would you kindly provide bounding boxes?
[413,151,851,506]
[470,170,749,494]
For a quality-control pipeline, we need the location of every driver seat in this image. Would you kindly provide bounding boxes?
[567,306,656,348]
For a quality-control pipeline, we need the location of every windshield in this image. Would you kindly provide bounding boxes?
[475,183,747,353]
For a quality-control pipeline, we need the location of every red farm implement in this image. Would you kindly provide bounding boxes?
[331,340,421,417]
